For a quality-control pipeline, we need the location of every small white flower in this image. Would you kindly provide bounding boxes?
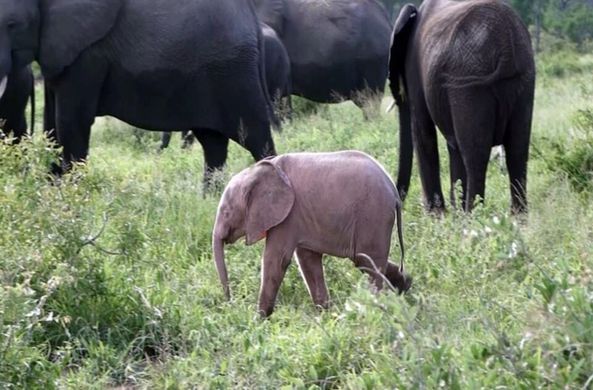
[508,242,519,258]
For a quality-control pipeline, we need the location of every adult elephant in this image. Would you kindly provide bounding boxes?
[160,22,291,151]
[254,0,392,113]
[1,0,276,183]
[389,0,535,213]
[0,66,34,141]
[260,23,291,118]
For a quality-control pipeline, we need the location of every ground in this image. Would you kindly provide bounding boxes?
[0,52,592,388]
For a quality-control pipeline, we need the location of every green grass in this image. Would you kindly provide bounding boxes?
[1,51,593,388]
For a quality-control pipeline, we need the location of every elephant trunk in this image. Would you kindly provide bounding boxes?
[0,76,7,99]
[396,100,413,201]
[213,235,231,300]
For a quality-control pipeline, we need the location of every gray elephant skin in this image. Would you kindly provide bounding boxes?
[389,0,535,213]
[260,23,292,118]
[0,0,276,181]
[160,22,291,151]
[212,151,411,317]
[255,0,392,110]
[0,66,34,141]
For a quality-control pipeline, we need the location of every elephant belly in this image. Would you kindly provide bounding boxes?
[97,65,225,132]
[291,61,379,103]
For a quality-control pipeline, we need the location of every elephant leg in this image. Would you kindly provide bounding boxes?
[463,153,489,212]
[181,130,195,149]
[352,253,389,292]
[504,92,533,214]
[51,57,107,174]
[160,132,172,150]
[226,116,276,161]
[258,236,295,318]
[3,115,27,143]
[54,92,99,172]
[55,108,93,173]
[243,129,276,162]
[193,129,229,192]
[451,91,495,212]
[295,248,329,309]
[413,102,445,212]
[447,144,467,209]
[43,83,57,142]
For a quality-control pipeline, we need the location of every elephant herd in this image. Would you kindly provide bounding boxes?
[1,0,535,314]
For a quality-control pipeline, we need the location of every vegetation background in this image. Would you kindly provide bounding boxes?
[1,3,593,388]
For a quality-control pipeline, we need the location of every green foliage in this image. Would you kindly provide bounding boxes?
[541,106,593,194]
[2,52,593,387]
[544,0,593,46]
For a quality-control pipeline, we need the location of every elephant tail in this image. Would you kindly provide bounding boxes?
[29,70,35,136]
[396,100,413,201]
[395,202,405,274]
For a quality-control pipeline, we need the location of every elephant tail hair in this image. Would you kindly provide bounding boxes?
[29,70,35,136]
[395,203,405,274]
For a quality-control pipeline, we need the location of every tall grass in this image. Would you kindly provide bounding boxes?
[1,51,593,388]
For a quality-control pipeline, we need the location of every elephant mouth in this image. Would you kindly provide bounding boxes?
[0,77,7,100]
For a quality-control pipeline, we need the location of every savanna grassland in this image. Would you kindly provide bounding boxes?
[1,50,593,389]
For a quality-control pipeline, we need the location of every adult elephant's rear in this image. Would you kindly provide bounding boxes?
[0,0,276,181]
[389,0,535,213]
[255,0,392,110]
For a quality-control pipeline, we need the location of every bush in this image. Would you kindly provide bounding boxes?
[543,107,593,194]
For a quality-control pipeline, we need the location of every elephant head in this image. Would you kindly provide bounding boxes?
[212,159,295,299]
[0,0,38,99]
[0,0,122,86]
[253,0,285,34]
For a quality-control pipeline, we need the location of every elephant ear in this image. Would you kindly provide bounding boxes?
[245,160,295,245]
[389,4,417,106]
[253,0,285,34]
[39,0,122,78]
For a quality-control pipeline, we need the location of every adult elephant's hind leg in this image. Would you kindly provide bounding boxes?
[238,122,276,162]
[504,92,533,214]
[414,100,445,212]
[447,144,467,209]
[160,132,172,150]
[194,128,229,193]
[451,90,495,212]
[295,248,329,309]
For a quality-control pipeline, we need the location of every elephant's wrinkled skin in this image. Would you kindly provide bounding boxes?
[160,23,291,151]
[212,151,411,317]
[255,0,392,111]
[389,0,535,213]
[0,0,276,181]
[0,66,34,141]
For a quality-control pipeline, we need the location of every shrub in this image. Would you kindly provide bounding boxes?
[543,107,593,194]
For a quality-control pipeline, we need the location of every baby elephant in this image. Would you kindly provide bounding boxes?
[212,151,412,317]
